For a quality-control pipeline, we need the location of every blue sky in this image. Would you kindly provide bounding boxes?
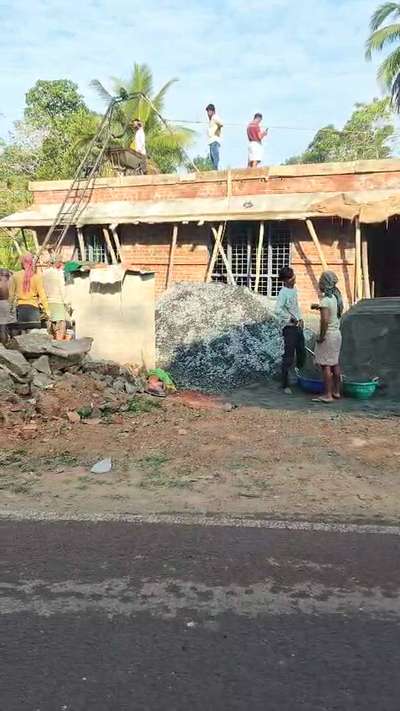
[0,0,385,168]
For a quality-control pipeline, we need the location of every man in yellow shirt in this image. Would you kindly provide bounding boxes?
[8,253,50,323]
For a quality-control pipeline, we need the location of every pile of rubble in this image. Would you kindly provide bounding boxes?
[0,331,145,426]
[156,282,284,391]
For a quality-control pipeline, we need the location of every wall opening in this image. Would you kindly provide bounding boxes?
[365,218,400,297]
[212,221,291,296]
[75,226,123,264]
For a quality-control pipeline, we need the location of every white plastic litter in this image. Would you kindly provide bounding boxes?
[91,457,112,474]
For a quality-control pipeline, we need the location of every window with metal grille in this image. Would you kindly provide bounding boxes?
[212,222,291,296]
[82,229,108,263]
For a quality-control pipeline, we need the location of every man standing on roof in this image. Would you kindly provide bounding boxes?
[131,119,146,155]
[206,104,223,170]
[247,113,268,168]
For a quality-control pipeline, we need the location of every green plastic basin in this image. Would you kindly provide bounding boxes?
[343,380,377,400]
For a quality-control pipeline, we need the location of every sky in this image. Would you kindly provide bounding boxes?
[0,0,385,169]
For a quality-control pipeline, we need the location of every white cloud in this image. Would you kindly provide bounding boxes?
[0,0,387,166]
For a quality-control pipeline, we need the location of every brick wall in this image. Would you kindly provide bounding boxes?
[119,223,210,295]
[119,219,354,309]
[37,219,355,311]
[30,162,400,206]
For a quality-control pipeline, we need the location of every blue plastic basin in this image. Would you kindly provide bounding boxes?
[297,373,324,394]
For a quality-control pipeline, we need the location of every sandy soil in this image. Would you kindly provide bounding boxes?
[0,381,400,524]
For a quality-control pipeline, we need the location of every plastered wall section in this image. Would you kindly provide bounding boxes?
[65,270,155,368]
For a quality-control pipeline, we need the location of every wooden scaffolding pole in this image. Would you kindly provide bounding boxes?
[211,226,236,285]
[354,217,362,302]
[254,221,264,293]
[206,223,224,282]
[361,229,371,299]
[305,219,328,271]
[109,224,123,262]
[20,228,28,250]
[102,226,117,265]
[77,228,86,261]
[30,229,39,254]
[12,238,22,256]
[166,224,178,289]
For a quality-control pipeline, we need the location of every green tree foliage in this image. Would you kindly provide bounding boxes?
[25,79,87,127]
[0,80,99,266]
[285,99,395,164]
[22,80,99,180]
[191,154,214,171]
[90,63,195,173]
[366,3,400,108]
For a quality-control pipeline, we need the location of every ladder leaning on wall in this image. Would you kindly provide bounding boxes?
[37,95,123,260]
[36,91,199,261]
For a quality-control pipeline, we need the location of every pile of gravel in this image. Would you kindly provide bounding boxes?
[156,282,284,391]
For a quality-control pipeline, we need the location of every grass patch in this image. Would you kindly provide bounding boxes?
[19,451,80,474]
[0,449,27,467]
[139,453,169,468]
[137,452,191,490]
[127,398,162,415]
[0,474,36,495]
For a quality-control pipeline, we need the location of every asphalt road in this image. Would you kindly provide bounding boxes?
[1,519,400,711]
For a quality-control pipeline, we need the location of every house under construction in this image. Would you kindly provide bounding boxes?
[1,159,400,310]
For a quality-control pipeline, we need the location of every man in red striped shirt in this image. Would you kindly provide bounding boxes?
[247,113,268,168]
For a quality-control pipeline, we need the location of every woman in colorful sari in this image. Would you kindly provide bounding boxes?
[8,253,49,323]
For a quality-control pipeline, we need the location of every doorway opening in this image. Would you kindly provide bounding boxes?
[366,217,400,297]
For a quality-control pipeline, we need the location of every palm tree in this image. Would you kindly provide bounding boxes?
[89,64,195,173]
[366,3,400,108]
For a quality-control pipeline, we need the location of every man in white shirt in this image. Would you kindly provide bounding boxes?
[275,266,305,393]
[131,119,146,155]
[206,103,223,170]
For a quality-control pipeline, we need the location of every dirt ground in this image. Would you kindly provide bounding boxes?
[1,378,400,524]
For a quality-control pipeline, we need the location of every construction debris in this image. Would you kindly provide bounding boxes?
[156,282,283,390]
[0,338,146,426]
[32,355,52,376]
[0,368,15,396]
[0,344,31,380]
[10,331,92,360]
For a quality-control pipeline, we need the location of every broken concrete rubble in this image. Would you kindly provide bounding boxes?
[32,355,52,376]
[82,357,144,387]
[9,332,92,360]
[0,344,31,379]
[0,368,15,396]
[32,372,54,390]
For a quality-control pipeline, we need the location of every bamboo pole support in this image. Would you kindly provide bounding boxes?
[12,239,22,256]
[305,219,328,271]
[102,226,117,265]
[361,231,371,299]
[109,224,123,262]
[211,226,236,285]
[206,223,224,282]
[30,229,39,254]
[355,218,362,301]
[21,228,28,250]
[166,224,178,289]
[254,221,264,293]
[77,228,86,261]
